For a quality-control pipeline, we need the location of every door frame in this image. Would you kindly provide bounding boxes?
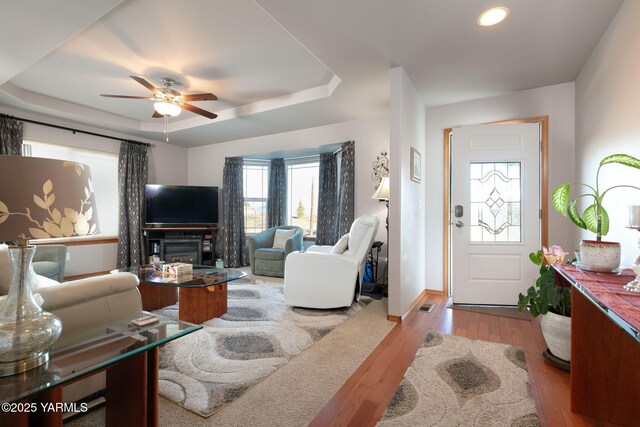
[442,116,549,297]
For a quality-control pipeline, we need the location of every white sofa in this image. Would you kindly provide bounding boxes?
[0,244,142,403]
[284,214,380,308]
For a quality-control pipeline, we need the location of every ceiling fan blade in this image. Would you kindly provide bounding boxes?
[130,75,159,93]
[100,94,155,99]
[181,103,218,119]
[181,93,218,101]
[152,111,164,118]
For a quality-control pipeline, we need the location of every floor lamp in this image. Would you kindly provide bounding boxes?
[372,176,389,291]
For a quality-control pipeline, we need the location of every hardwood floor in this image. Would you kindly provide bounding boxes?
[310,294,622,427]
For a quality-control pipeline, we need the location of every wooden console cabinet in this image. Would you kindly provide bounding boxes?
[554,264,640,426]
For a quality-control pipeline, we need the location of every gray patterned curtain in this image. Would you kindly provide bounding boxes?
[0,116,23,155]
[336,141,355,238]
[267,158,287,227]
[315,152,338,245]
[117,141,148,268]
[223,157,247,267]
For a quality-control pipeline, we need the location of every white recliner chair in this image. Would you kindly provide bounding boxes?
[284,214,380,308]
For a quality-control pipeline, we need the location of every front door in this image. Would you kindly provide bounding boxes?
[451,123,540,305]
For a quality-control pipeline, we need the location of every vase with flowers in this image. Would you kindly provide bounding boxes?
[518,245,572,363]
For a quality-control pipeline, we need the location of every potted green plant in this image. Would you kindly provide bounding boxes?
[552,153,640,271]
[518,246,571,362]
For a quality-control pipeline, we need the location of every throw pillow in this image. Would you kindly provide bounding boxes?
[273,229,296,249]
[330,234,349,255]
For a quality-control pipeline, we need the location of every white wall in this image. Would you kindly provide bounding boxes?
[187,115,390,251]
[388,67,426,317]
[424,82,576,291]
[0,106,188,276]
[575,0,640,267]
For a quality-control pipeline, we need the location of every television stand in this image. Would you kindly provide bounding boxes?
[143,227,220,266]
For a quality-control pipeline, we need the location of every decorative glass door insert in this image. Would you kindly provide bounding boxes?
[469,161,521,243]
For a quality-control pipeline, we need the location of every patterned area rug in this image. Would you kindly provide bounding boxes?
[378,332,539,427]
[153,277,371,418]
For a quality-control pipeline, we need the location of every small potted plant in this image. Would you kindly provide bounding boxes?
[518,245,571,362]
[552,154,640,272]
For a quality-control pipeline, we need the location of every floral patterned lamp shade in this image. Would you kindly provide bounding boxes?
[0,156,100,241]
[0,156,100,376]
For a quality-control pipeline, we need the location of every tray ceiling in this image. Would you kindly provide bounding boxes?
[0,0,624,146]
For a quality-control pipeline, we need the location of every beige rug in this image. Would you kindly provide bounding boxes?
[378,332,539,427]
[153,277,375,417]
[67,275,395,427]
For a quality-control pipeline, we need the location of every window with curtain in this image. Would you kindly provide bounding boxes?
[286,158,319,236]
[25,140,119,235]
[243,161,269,234]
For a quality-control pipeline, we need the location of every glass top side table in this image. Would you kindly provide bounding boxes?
[0,313,201,427]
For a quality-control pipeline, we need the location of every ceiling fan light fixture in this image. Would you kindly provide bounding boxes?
[477,7,509,27]
[154,101,181,117]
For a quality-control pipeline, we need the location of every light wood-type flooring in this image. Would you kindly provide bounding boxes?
[310,293,622,427]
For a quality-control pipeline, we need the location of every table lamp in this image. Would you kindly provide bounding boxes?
[372,176,390,291]
[0,156,100,376]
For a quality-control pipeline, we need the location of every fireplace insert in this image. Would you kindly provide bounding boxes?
[162,239,202,264]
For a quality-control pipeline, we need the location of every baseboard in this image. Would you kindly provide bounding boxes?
[386,290,429,323]
[408,290,429,316]
[424,289,445,296]
[386,314,402,322]
[62,393,106,421]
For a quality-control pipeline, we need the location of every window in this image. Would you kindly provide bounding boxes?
[286,159,319,236]
[26,140,119,235]
[242,158,320,236]
[243,161,269,234]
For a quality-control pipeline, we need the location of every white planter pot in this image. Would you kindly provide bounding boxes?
[540,311,571,362]
[578,240,620,272]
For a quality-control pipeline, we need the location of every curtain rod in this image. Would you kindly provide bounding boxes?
[285,154,321,161]
[0,113,151,147]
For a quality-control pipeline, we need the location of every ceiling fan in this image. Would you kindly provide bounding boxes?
[101,76,218,119]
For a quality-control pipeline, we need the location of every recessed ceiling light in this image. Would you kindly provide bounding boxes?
[477,7,510,27]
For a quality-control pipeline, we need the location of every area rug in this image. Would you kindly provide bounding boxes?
[153,277,372,418]
[378,332,539,427]
[447,302,533,320]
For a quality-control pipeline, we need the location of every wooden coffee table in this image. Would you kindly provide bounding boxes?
[113,265,246,324]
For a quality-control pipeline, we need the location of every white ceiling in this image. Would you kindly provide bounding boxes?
[0,0,623,147]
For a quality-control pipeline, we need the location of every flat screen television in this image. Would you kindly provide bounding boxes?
[145,184,218,227]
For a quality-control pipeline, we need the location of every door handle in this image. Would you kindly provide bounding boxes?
[455,221,464,228]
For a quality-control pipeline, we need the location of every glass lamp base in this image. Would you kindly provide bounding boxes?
[626,256,640,292]
[624,277,640,293]
[0,246,62,377]
[625,233,640,292]
[0,349,49,377]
